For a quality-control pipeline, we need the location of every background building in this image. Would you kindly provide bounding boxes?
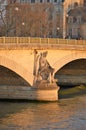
[16,0,63,37]
[66,5,86,39]
[63,0,84,38]
[0,0,86,38]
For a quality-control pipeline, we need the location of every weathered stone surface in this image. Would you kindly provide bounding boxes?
[0,39,86,101]
[56,75,86,86]
[0,85,59,101]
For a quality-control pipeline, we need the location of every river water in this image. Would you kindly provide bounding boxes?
[0,88,86,130]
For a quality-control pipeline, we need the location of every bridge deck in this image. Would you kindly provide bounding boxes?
[0,37,86,50]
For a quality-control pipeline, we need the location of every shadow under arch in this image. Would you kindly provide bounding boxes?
[53,52,86,73]
[53,52,86,99]
[0,55,33,86]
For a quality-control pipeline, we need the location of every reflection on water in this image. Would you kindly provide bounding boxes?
[0,87,86,130]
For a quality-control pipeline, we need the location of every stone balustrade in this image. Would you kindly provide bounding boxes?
[0,37,86,45]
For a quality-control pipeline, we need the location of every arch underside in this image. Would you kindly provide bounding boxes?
[0,51,86,87]
[54,52,86,72]
[0,56,33,86]
[54,51,86,87]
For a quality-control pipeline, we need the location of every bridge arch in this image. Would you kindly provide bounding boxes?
[54,51,86,72]
[0,55,33,86]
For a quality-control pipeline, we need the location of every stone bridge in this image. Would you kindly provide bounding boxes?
[0,37,86,101]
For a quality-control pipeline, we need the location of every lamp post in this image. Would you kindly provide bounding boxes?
[63,1,68,39]
[15,7,19,11]
[22,22,25,26]
[57,27,60,38]
[14,7,19,36]
[63,10,69,39]
[66,14,68,38]
[44,7,49,38]
[21,22,25,36]
[63,9,66,39]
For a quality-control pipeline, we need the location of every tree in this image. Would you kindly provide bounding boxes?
[0,0,7,36]
[0,0,17,36]
[0,2,54,37]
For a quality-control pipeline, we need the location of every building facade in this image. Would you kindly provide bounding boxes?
[0,0,86,38]
[63,0,84,38]
[13,0,86,38]
[17,0,63,4]
[66,5,86,39]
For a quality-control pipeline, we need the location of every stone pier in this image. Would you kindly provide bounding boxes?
[32,50,60,101]
[0,84,59,101]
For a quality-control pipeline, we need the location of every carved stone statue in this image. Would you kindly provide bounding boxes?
[33,50,55,86]
[37,51,55,82]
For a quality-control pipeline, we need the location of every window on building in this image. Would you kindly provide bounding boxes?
[73,17,77,23]
[77,16,81,23]
[68,16,73,23]
[20,0,26,3]
[72,27,78,38]
[54,0,57,2]
[47,0,50,2]
[20,0,30,3]
[40,0,43,3]
[84,0,86,4]
[31,0,35,3]
[20,0,25,3]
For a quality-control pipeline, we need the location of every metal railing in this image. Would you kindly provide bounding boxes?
[0,37,86,45]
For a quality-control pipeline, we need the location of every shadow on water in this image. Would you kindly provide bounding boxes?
[0,101,27,119]
[59,85,86,99]
[0,85,86,121]
[0,98,54,120]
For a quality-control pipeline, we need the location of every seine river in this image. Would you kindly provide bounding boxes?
[0,87,86,130]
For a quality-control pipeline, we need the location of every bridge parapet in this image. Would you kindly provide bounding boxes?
[0,37,86,45]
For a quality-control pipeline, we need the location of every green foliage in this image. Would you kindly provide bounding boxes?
[59,85,86,99]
